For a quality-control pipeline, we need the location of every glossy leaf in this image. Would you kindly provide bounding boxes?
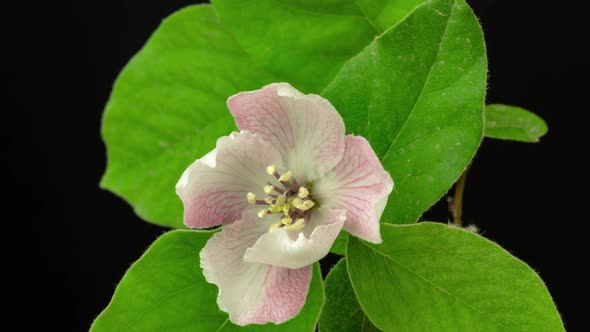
[323,0,487,224]
[100,5,276,228]
[212,0,426,92]
[346,222,564,331]
[485,104,548,142]
[91,230,324,331]
[355,0,427,31]
[319,259,380,332]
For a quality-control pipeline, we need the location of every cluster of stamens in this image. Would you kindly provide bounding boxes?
[247,165,316,232]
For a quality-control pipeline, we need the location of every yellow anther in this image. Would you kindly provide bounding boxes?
[247,192,256,204]
[257,209,268,218]
[266,165,277,176]
[292,198,302,208]
[298,186,309,199]
[281,217,292,225]
[282,204,291,215]
[264,196,274,205]
[269,204,283,214]
[298,200,315,211]
[275,194,287,207]
[268,221,281,232]
[284,218,305,231]
[278,171,292,182]
[264,185,275,194]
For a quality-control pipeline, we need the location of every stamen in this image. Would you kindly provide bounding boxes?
[257,166,317,230]
[266,165,276,176]
[291,176,299,188]
[293,198,315,211]
[282,204,290,215]
[264,185,275,194]
[269,204,283,214]
[298,187,309,199]
[299,200,315,211]
[269,221,281,232]
[278,171,292,182]
[268,182,284,194]
[247,192,256,204]
[275,194,287,207]
[284,218,305,231]
[292,198,302,209]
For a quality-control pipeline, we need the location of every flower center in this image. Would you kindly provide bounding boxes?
[246,165,316,232]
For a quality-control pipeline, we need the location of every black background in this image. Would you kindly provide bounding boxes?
[5,0,580,331]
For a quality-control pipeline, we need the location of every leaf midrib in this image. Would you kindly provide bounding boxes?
[378,1,455,162]
[353,0,383,34]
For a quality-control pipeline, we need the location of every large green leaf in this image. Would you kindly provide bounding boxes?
[91,230,324,331]
[319,259,380,332]
[355,0,427,31]
[346,223,564,331]
[485,104,548,142]
[100,5,277,228]
[323,0,487,224]
[212,0,426,92]
[329,232,348,255]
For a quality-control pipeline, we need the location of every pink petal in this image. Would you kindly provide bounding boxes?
[244,209,346,269]
[176,131,282,228]
[314,136,394,244]
[200,210,312,325]
[227,83,345,181]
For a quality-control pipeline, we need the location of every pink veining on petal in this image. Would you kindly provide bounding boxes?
[227,83,346,180]
[243,265,312,325]
[176,131,282,228]
[200,210,312,325]
[314,136,394,244]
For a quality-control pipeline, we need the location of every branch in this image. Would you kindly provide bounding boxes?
[448,168,469,226]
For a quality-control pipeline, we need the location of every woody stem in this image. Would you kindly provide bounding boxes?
[448,167,469,226]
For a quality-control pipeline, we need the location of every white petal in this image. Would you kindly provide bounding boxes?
[176,131,282,228]
[200,210,312,325]
[314,135,394,244]
[244,209,346,269]
[227,83,345,181]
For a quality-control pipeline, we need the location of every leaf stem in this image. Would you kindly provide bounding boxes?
[448,168,469,226]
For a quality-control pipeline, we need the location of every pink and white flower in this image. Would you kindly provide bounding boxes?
[176,83,393,326]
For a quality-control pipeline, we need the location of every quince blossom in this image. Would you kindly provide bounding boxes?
[176,83,393,325]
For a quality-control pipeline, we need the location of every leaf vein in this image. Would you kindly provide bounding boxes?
[379,1,455,161]
[361,240,514,329]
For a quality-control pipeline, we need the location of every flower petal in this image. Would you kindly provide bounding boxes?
[200,210,312,325]
[244,209,346,269]
[314,136,394,244]
[176,131,282,228]
[227,83,345,181]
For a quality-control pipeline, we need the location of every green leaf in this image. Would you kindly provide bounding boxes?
[323,0,487,224]
[212,0,426,92]
[346,223,564,331]
[329,232,348,255]
[91,230,324,331]
[319,259,380,332]
[100,5,277,228]
[355,0,428,31]
[90,230,224,331]
[485,104,548,142]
